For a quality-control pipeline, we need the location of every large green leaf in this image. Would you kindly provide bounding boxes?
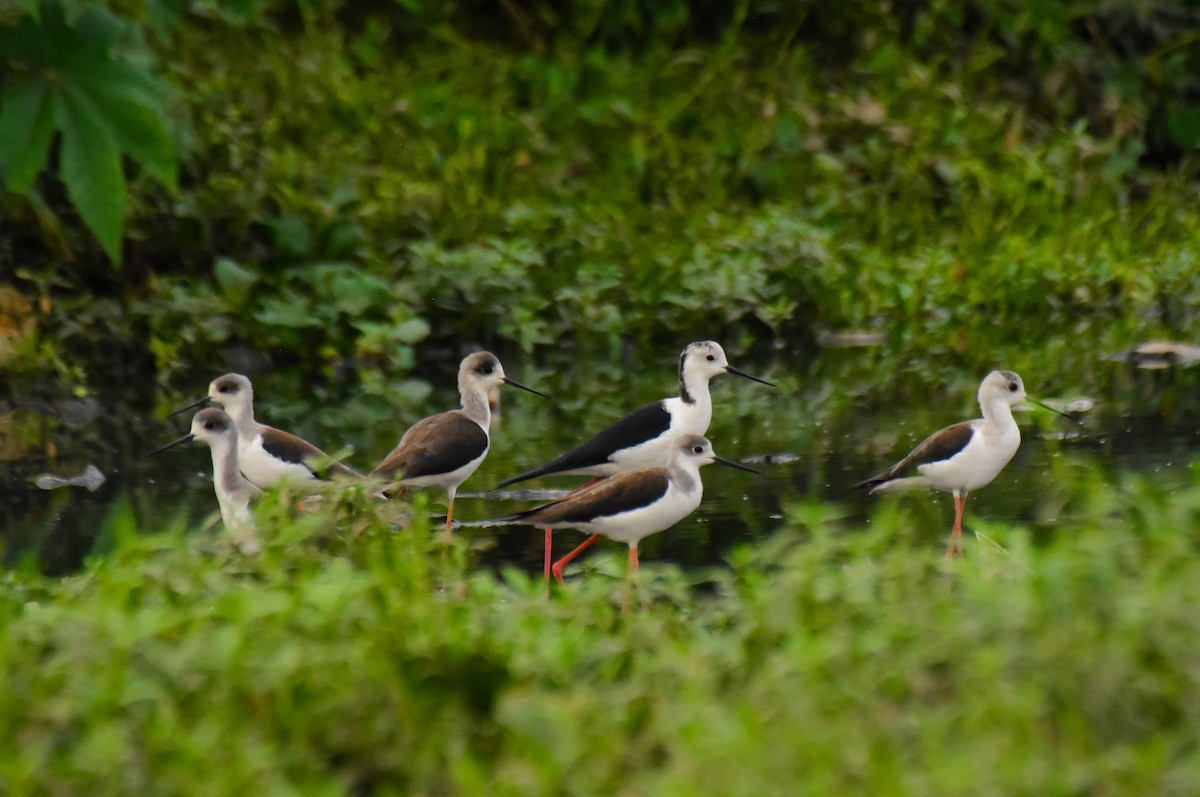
[0,14,44,61]
[0,0,100,63]
[0,0,180,263]
[89,88,177,190]
[0,80,56,193]
[64,40,176,190]
[70,57,166,110]
[54,85,127,262]
[65,4,126,51]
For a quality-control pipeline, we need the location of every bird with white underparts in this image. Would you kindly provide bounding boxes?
[150,407,263,554]
[494,434,759,597]
[855,369,1073,558]
[495,340,774,581]
[371,351,548,536]
[171,373,360,488]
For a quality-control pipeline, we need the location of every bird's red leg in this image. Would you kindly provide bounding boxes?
[946,492,966,559]
[551,534,602,585]
[543,477,603,582]
[444,493,455,540]
[621,547,633,616]
[621,545,642,615]
[629,545,648,611]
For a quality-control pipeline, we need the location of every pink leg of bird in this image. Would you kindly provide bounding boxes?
[544,477,603,582]
[623,545,646,615]
[444,493,455,540]
[946,492,966,559]
[551,534,602,585]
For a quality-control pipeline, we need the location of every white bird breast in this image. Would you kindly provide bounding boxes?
[918,423,1020,493]
[398,444,490,491]
[577,482,704,546]
[607,397,712,472]
[239,434,318,487]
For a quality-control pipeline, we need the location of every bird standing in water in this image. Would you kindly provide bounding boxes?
[150,408,263,554]
[496,341,774,580]
[371,352,547,536]
[855,370,1055,558]
[494,434,759,607]
[171,373,360,488]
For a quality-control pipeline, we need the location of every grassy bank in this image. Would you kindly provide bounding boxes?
[3,467,1200,795]
[5,2,1200,392]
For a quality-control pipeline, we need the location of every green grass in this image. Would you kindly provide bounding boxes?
[4,470,1200,795]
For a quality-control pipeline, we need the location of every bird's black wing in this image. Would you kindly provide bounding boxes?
[372,412,488,481]
[505,468,670,525]
[854,421,976,491]
[261,426,362,480]
[495,400,672,487]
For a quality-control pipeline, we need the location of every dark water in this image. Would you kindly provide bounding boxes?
[3,349,1199,576]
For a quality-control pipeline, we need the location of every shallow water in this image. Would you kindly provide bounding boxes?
[3,348,1198,576]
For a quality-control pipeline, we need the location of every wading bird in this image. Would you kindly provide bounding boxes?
[371,351,547,536]
[171,374,360,488]
[855,370,1070,558]
[496,341,774,580]
[150,408,263,554]
[495,434,759,604]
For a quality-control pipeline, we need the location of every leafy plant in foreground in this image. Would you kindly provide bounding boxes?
[5,468,1200,794]
[0,0,177,262]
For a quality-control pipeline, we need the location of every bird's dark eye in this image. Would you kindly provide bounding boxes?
[705,354,716,362]
[1008,382,1018,392]
[477,364,494,375]
[692,446,704,454]
[205,421,215,430]
[219,385,230,393]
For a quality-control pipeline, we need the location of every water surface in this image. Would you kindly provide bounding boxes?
[3,346,1197,575]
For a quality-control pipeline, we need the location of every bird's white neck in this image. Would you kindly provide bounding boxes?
[460,386,492,429]
[208,437,248,496]
[662,393,714,440]
[678,365,714,410]
[979,395,1017,432]
[223,399,259,439]
[667,458,703,497]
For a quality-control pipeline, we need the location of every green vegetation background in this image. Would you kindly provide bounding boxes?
[3,0,1200,388]
[4,1,1200,793]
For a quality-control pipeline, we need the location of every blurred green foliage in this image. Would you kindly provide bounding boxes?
[2,0,1200,384]
[0,0,177,261]
[3,468,1200,793]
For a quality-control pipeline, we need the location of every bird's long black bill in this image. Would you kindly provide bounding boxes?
[726,365,776,388]
[147,433,195,458]
[168,396,210,417]
[714,455,763,475]
[503,377,550,398]
[1029,398,1083,423]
